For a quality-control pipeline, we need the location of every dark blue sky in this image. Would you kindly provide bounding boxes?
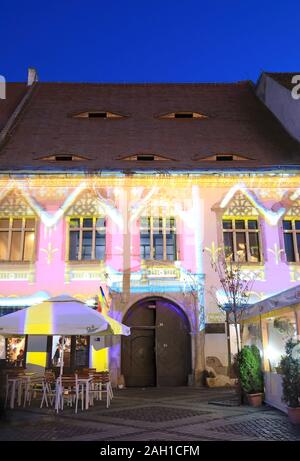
[1,0,299,83]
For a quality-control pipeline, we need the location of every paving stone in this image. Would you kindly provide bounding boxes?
[207,416,300,441]
[1,387,298,441]
[0,420,103,441]
[90,405,210,423]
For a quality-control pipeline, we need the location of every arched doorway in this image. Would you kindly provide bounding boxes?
[121,297,191,387]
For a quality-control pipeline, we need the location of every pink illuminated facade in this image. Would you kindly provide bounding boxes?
[0,71,300,386]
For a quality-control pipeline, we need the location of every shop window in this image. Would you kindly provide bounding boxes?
[5,336,26,367]
[265,313,297,372]
[242,321,263,354]
[68,217,106,261]
[140,216,177,261]
[283,219,300,262]
[0,218,35,262]
[49,336,89,370]
[222,218,261,262]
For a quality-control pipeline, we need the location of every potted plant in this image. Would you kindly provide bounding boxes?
[238,345,264,407]
[279,338,300,424]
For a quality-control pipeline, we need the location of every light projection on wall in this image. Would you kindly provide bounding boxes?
[219,183,286,225]
[2,174,300,375]
[0,291,49,307]
[267,243,285,265]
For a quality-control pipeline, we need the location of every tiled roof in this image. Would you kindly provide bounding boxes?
[0,81,300,172]
[0,83,27,132]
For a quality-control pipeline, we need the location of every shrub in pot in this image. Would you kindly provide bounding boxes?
[238,345,264,407]
[279,338,300,424]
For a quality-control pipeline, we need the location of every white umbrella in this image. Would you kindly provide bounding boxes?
[0,294,130,375]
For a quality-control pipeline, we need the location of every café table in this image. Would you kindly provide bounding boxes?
[76,376,93,410]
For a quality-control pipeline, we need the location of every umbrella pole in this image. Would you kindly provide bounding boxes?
[59,336,65,377]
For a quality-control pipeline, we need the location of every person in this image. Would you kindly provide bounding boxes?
[16,349,24,367]
[53,344,61,366]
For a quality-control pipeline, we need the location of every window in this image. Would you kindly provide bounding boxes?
[222,218,261,262]
[0,218,35,261]
[137,155,155,161]
[158,111,207,119]
[140,217,177,261]
[88,112,107,118]
[216,155,233,161]
[265,313,297,372]
[5,336,26,367]
[68,217,106,261]
[174,113,194,119]
[36,154,90,162]
[283,219,300,262]
[119,153,175,161]
[194,153,251,162]
[72,111,126,119]
[49,335,89,369]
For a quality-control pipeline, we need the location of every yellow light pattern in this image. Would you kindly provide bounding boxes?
[1,173,300,189]
[91,346,109,371]
[26,302,52,334]
[26,351,47,368]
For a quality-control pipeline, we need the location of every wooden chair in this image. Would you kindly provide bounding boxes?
[55,375,81,413]
[40,371,56,408]
[89,372,112,408]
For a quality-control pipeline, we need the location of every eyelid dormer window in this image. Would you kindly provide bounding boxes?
[72,111,127,119]
[193,153,253,162]
[118,153,177,161]
[35,154,91,162]
[216,155,233,161]
[157,111,208,120]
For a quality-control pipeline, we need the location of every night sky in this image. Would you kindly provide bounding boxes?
[1,0,299,83]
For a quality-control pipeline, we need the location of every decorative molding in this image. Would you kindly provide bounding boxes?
[0,189,36,217]
[66,189,105,216]
[204,241,223,263]
[217,183,286,225]
[267,243,285,265]
[0,264,35,283]
[65,261,107,283]
[40,243,59,265]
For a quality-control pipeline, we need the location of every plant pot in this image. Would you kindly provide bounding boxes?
[287,407,300,424]
[247,393,263,407]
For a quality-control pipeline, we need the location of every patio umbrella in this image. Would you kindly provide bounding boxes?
[0,294,130,375]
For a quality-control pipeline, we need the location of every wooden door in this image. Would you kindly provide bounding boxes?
[122,301,156,387]
[155,300,191,386]
[122,298,191,387]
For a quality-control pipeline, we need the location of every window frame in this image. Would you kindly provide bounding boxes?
[222,216,263,263]
[140,216,178,261]
[67,216,106,262]
[282,218,300,263]
[0,216,36,262]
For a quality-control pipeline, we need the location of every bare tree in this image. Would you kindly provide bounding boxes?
[210,253,257,402]
[210,253,256,355]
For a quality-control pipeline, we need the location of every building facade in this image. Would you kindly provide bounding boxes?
[0,70,300,386]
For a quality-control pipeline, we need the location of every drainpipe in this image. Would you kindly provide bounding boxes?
[122,182,131,304]
[191,185,205,385]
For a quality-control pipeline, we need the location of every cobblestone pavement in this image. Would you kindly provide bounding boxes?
[1,387,300,441]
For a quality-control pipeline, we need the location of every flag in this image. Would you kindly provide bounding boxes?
[97,295,102,313]
[98,286,110,314]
